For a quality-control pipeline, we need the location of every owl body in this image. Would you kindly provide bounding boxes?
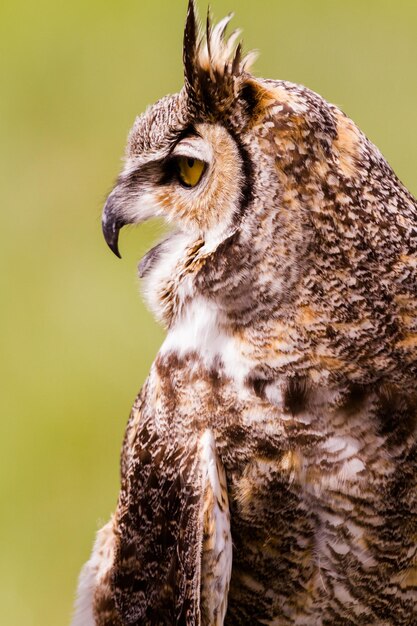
[73,2,417,624]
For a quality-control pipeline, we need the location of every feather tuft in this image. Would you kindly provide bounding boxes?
[182,1,257,119]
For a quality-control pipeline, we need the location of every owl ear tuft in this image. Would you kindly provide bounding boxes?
[183,0,199,99]
[183,1,258,121]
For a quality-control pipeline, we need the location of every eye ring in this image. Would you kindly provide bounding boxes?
[175,156,206,188]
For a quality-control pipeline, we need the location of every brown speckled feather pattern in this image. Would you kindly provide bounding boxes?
[73,2,417,624]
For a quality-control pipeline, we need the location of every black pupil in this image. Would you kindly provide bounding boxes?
[187,158,195,168]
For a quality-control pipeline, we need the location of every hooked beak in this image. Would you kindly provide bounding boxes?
[101,188,129,259]
[102,205,122,258]
[102,177,161,259]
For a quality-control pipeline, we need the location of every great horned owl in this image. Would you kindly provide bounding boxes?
[73,2,417,624]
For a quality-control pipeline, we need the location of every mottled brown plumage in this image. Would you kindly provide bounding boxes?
[73,2,417,624]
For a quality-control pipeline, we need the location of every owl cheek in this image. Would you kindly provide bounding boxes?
[152,167,242,237]
[154,190,204,232]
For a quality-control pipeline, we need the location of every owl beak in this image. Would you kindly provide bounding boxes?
[102,180,161,258]
[101,190,127,259]
[102,214,122,258]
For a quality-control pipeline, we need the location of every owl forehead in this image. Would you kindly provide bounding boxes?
[126,91,190,161]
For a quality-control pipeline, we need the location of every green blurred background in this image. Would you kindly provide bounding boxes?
[1,0,416,623]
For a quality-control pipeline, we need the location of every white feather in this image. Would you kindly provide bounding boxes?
[71,518,116,626]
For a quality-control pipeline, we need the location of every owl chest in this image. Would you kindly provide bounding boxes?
[159,319,372,537]
[156,318,392,615]
[154,340,416,620]
[218,403,371,558]
[207,388,384,617]
[215,410,384,623]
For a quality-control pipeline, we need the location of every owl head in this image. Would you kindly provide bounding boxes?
[102,2,260,255]
[102,1,416,384]
[102,1,304,318]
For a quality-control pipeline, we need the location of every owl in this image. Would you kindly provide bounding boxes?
[72,1,417,624]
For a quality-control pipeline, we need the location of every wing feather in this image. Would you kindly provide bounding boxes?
[199,430,233,626]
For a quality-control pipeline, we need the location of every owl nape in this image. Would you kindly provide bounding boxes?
[73,1,417,625]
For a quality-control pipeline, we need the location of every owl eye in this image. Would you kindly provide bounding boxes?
[176,156,206,188]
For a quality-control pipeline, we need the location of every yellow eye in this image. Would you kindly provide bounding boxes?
[177,157,205,188]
